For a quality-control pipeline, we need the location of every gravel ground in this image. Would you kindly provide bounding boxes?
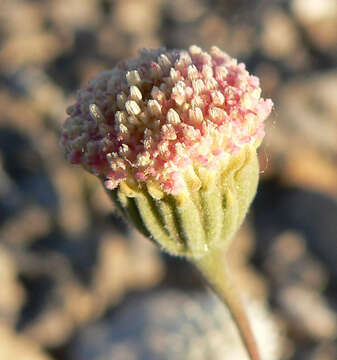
[0,1,336,359]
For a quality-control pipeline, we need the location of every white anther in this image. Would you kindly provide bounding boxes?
[125,100,141,116]
[150,63,163,79]
[209,107,227,123]
[166,109,181,125]
[210,46,227,58]
[172,81,186,105]
[169,68,179,83]
[192,79,205,94]
[187,64,199,80]
[161,124,177,140]
[191,95,204,108]
[136,151,151,167]
[119,123,128,134]
[205,77,218,90]
[202,64,213,79]
[189,107,203,124]
[211,90,225,105]
[129,85,142,101]
[158,141,169,155]
[147,99,162,117]
[118,144,129,155]
[177,51,192,67]
[158,54,172,70]
[215,66,228,80]
[151,87,165,102]
[126,70,141,86]
[115,111,127,124]
[117,92,127,108]
[189,45,202,55]
[89,104,105,124]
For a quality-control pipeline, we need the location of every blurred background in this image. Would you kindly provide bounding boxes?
[0,0,336,359]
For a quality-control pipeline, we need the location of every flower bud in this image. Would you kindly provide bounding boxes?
[61,46,272,258]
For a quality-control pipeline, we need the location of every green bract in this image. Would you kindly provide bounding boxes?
[107,146,258,258]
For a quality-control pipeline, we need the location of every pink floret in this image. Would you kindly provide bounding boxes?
[60,46,273,194]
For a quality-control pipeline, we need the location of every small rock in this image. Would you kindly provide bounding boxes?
[68,289,284,360]
[0,325,53,360]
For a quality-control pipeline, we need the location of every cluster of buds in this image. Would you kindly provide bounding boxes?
[61,45,272,258]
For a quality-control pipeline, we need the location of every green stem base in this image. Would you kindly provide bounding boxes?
[194,249,261,360]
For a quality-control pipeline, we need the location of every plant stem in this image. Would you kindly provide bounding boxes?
[194,249,261,360]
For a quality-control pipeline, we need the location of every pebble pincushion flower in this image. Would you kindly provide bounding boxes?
[61,45,272,258]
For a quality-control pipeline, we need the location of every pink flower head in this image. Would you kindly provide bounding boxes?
[61,46,272,194]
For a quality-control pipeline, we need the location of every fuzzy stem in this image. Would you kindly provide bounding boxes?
[194,249,261,360]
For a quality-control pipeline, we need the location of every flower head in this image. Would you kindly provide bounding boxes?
[61,46,272,257]
[61,46,272,196]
